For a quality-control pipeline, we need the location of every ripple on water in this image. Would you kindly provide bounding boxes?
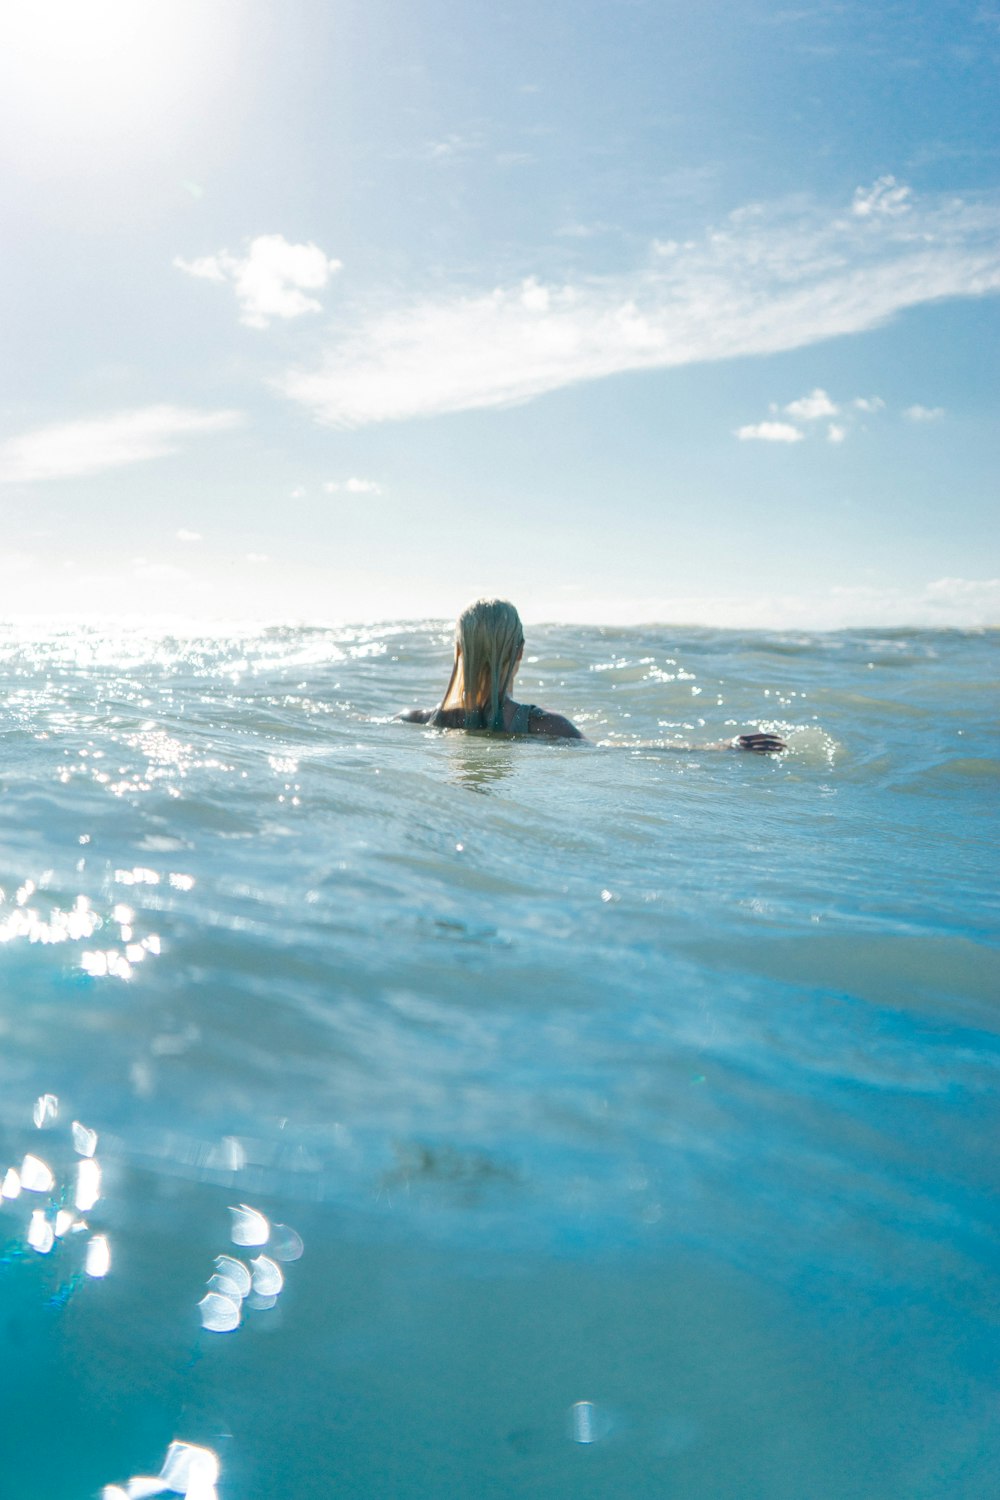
[0,622,996,1496]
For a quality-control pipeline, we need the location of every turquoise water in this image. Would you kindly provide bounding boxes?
[0,621,997,1499]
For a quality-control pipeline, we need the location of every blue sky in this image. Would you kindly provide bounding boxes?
[1,0,998,626]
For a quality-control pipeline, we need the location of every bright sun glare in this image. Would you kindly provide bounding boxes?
[0,1,226,164]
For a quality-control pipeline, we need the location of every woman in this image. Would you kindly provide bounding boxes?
[398,598,582,739]
[397,598,785,751]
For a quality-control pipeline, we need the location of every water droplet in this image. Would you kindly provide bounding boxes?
[569,1400,604,1444]
[20,1154,55,1192]
[123,1475,169,1498]
[206,1272,244,1300]
[33,1093,59,1128]
[158,1442,220,1493]
[229,1202,269,1245]
[75,1157,101,1211]
[86,1234,111,1278]
[198,1291,241,1332]
[27,1209,54,1254]
[246,1291,278,1311]
[250,1254,283,1297]
[270,1223,304,1262]
[72,1120,99,1156]
[214,1254,252,1296]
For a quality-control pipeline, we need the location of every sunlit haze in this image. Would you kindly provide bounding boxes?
[2,0,998,628]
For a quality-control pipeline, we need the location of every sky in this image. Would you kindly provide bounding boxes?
[1,0,998,628]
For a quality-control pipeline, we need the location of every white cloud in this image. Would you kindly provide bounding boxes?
[323,477,384,494]
[738,388,887,444]
[531,577,1000,630]
[519,277,551,312]
[784,387,837,420]
[735,421,804,443]
[923,576,999,614]
[175,234,342,329]
[176,529,202,542]
[852,175,912,217]
[824,577,1000,627]
[904,404,945,421]
[278,183,1000,427]
[0,406,244,484]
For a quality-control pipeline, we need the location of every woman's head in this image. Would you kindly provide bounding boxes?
[439,598,525,730]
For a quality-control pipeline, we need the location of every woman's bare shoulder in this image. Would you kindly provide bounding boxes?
[527,708,585,740]
[396,706,470,727]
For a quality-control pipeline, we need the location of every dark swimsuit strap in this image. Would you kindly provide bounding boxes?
[429,702,540,733]
[509,703,540,734]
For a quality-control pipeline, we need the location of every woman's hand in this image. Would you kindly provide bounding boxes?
[734,731,786,753]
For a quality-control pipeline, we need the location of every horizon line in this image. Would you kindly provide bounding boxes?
[1,612,995,636]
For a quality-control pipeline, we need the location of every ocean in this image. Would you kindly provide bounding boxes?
[0,619,997,1499]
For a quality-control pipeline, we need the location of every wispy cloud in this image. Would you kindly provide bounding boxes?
[532,577,1000,630]
[922,575,999,614]
[278,183,1000,427]
[904,403,945,421]
[0,406,243,484]
[555,221,616,240]
[424,136,471,159]
[851,174,912,218]
[175,234,342,329]
[394,133,484,164]
[323,477,384,495]
[826,577,1000,627]
[176,528,202,542]
[735,421,804,443]
[495,150,534,169]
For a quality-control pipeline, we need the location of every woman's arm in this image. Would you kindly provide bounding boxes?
[672,732,786,753]
[727,732,786,753]
[614,731,786,753]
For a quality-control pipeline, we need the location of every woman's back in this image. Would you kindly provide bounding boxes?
[399,697,581,739]
[397,599,584,739]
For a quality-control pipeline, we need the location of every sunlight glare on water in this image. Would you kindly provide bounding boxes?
[0,619,996,1499]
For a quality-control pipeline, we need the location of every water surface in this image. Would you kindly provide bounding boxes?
[0,621,997,1498]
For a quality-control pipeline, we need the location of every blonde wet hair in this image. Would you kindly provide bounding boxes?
[433,598,525,731]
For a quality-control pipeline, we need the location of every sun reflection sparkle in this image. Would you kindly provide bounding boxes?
[2,1096,111,1297]
[197,1207,302,1333]
[102,1439,221,1500]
